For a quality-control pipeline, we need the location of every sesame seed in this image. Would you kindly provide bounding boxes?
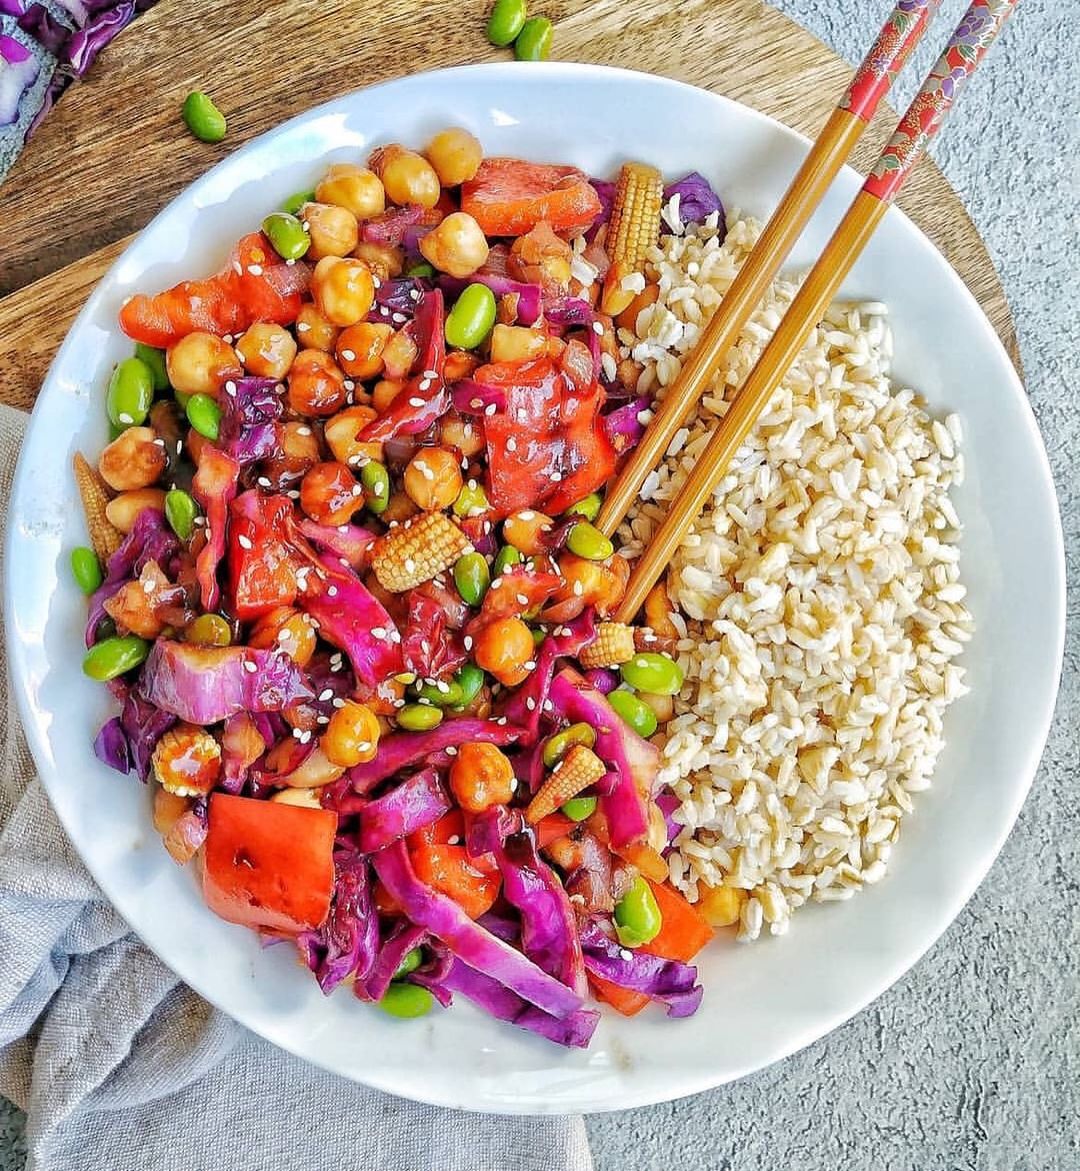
[371,627,386,639]
[344,379,355,391]
[516,593,529,605]
[341,349,356,361]
[405,557,416,573]
[317,715,330,725]
[332,697,346,708]
[352,483,364,495]
[288,489,301,499]
[463,635,473,651]
[257,476,271,488]
[526,697,536,711]
[327,585,338,597]
[573,580,584,596]
[292,727,303,739]
[543,699,554,712]
[524,661,536,671]
[153,437,166,447]
[297,322,311,333]
[286,258,297,267]
[491,577,503,590]
[243,660,258,673]
[118,412,133,425]
[551,471,562,482]
[237,534,253,550]
[496,716,508,726]
[357,741,372,752]
[223,334,234,344]
[470,398,483,410]
[424,370,439,380]
[247,264,263,276]
[507,437,517,452]
[297,426,312,436]
[620,948,633,962]
[484,403,497,416]
[225,380,237,395]
[372,275,382,288]
[409,396,425,407]
[592,320,604,335]
[436,680,450,693]
[392,312,408,324]
[447,834,462,845]
[319,688,334,701]
[445,745,458,757]
[299,730,312,744]
[419,378,432,392]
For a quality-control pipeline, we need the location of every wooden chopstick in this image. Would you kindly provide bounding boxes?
[615,0,1019,625]
[596,0,942,538]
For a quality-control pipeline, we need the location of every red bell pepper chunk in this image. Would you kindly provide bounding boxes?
[228,491,298,622]
[191,445,240,612]
[202,793,337,935]
[409,841,501,919]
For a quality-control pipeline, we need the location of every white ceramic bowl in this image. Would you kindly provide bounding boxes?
[5,64,1066,1114]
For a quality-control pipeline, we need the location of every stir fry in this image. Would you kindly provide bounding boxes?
[76,126,726,1047]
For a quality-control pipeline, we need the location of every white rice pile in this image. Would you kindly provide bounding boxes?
[618,206,974,941]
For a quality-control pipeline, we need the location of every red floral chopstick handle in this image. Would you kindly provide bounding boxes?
[864,0,1019,202]
[841,0,942,122]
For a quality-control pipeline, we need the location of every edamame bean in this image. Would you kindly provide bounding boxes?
[83,636,150,682]
[487,0,527,46]
[134,343,170,392]
[173,388,192,410]
[561,795,597,822]
[566,520,614,562]
[542,722,596,768]
[491,544,522,578]
[106,357,154,428]
[281,188,316,215]
[70,546,103,595]
[454,551,491,607]
[360,460,390,515]
[182,90,227,143]
[620,652,684,696]
[397,703,444,732]
[185,613,232,647]
[165,489,199,540]
[565,492,602,523]
[453,480,489,518]
[451,663,486,709]
[415,678,466,708]
[378,982,434,1018]
[514,16,552,61]
[404,261,436,279]
[186,393,222,440]
[614,875,662,948]
[531,627,545,648]
[261,211,311,261]
[393,947,423,979]
[445,284,496,350]
[607,688,658,738]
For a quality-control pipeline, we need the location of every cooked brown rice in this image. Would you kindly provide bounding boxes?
[618,206,974,940]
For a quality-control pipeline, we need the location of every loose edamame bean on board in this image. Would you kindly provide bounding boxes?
[454,551,491,607]
[620,652,685,696]
[614,875,663,948]
[445,284,497,350]
[487,0,527,47]
[514,16,553,61]
[181,91,227,143]
[106,357,154,428]
[566,520,614,562]
[282,188,316,215]
[261,212,310,261]
[70,547,103,595]
[562,795,597,822]
[378,982,434,1019]
[185,393,222,440]
[165,489,199,540]
[606,688,659,738]
[83,636,150,682]
[542,722,596,768]
[397,703,444,732]
[134,343,170,393]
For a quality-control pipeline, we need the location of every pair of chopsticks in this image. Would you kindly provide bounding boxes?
[603,0,1018,624]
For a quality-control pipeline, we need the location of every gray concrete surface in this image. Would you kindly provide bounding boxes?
[1,1,1076,1167]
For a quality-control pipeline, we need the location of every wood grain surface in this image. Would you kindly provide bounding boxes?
[0,0,1020,411]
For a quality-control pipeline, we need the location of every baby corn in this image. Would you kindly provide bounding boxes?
[526,744,607,824]
[371,511,473,593]
[73,451,123,563]
[600,161,664,316]
[578,621,637,670]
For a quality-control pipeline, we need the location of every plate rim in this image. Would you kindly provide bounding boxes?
[5,61,1067,1114]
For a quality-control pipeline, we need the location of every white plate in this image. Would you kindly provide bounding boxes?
[6,64,1066,1114]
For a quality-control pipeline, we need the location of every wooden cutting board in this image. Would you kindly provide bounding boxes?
[0,0,1019,411]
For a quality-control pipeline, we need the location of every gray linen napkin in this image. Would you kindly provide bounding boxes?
[0,404,593,1171]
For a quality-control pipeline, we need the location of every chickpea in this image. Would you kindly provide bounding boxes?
[248,606,317,667]
[287,348,347,416]
[261,420,321,489]
[439,413,484,459]
[300,461,363,526]
[424,127,483,187]
[105,488,167,534]
[503,510,555,556]
[418,212,489,279]
[166,331,238,396]
[335,322,393,380]
[322,700,381,768]
[380,329,419,381]
[311,256,376,327]
[294,303,341,353]
[372,378,405,412]
[324,404,383,467]
[637,690,675,724]
[352,241,404,280]
[98,426,167,491]
[235,322,297,380]
[380,489,419,524]
[489,324,547,365]
[300,201,359,260]
[473,615,534,687]
[443,351,481,384]
[315,163,386,221]
[449,742,515,813]
[369,144,441,209]
[403,447,463,511]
